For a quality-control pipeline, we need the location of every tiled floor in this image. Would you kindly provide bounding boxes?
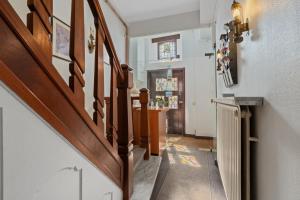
[156,134,226,200]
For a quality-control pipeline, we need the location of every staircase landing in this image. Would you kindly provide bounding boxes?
[132,147,162,200]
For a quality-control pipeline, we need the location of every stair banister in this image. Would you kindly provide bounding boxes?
[117,65,134,200]
[0,1,135,199]
[139,88,151,160]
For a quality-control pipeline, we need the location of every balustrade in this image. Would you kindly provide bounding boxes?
[0,0,133,199]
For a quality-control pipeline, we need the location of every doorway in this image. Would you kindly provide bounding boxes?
[147,68,185,135]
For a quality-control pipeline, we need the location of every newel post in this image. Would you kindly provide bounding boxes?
[139,88,151,160]
[117,64,134,200]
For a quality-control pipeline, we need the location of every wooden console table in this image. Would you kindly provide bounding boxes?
[132,107,168,156]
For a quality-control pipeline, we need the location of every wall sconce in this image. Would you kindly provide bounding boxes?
[227,0,249,43]
[88,26,96,53]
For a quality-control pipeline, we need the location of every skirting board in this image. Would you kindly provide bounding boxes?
[183,134,214,140]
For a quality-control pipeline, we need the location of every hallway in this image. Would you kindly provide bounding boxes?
[157,135,226,200]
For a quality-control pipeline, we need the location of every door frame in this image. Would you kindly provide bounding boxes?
[147,67,186,135]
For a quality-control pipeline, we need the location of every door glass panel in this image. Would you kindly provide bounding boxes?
[166,78,178,91]
[156,78,178,91]
[156,78,167,91]
[168,96,178,109]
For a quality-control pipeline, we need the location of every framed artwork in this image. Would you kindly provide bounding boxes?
[52,17,71,61]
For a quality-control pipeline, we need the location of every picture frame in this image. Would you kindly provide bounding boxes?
[52,17,71,61]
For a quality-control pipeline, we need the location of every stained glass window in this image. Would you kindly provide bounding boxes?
[158,40,177,60]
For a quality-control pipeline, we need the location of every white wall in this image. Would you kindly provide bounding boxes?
[215,0,300,199]
[130,28,216,137]
[128,11,201,37]
[0,82,122,200]
[99,0,127,64]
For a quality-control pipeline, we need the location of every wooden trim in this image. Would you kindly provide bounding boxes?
[87,0,124,80]
[27,12,52,61]
[108,59,119,150]
[0,1,123,187]
[152,34,180,43]
[27,0,52,62]
[70,0,85,73]
[93,21,105,135]
[41,0,53,15]
[27,0,52,33]
[69,0,85,105]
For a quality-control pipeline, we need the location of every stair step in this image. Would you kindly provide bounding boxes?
[131,156,162,200]
[133,146,146,172]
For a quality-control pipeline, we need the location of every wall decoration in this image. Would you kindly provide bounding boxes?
[88,26,96,54]
[216,28,238,88]
[216,0,250,88]
[52,17,71,61]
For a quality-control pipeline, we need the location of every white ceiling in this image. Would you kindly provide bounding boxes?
[108,0,201,23]
[108,0,218,24]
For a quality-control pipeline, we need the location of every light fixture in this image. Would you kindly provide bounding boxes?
[228,0,249,43]
[231,0,243,22]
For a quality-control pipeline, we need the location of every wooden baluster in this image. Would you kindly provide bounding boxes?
[117,64,134,200]
[104,97,111,139]
[139,88,151,160]
[107,58,118,150]
[69,0,85,105]
[93,22,105,136]
[27,0,52,61]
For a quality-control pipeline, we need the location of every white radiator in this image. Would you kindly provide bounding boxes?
[217,103,241,200]
[213,97,262,200]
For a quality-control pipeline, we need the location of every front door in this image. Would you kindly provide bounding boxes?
[147,68,185,135]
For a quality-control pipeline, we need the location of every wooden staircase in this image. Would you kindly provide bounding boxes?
[0,0,133,199]
[132,146,162,200]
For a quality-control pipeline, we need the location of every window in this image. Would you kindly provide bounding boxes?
[152,34,180,61]
[158,40,177,60]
